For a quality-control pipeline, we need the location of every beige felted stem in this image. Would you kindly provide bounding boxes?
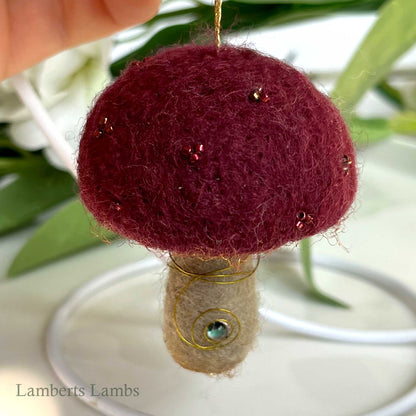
[163,254,259,375]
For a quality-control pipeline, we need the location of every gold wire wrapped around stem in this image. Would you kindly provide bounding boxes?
[168,254,259,351]
[163,254,259,375]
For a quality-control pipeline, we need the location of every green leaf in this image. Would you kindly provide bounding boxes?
[375,80,405,110]
[0,127,33,159]
[300,238,349,308]
[0,167,76,235]
[332,0,416,111]
[0,133,33,158]
[299,239,314,286]
[0,156,48,175]
[246,0,386,26]
[348,117,393,146]
[111,23,195,75]
[389,111,416,136]
[307,290,350,308]
[8,199,118,276]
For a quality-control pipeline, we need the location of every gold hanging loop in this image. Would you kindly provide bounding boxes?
[214,0,223,48]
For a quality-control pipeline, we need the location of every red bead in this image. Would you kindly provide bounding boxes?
[297,211,306,221]
[181,145,192,156]
[99,116,108,126]
[104,124,114,134]
[342,155,352,176]
[249,87,269,103]
[342,154,352,165]
[189,153,199,163]
[260,92,270,103]
[94,129,103,138]
[260,88,270,103]
[296,221,305,231]
[305,214,314,224]
[296,211,313,230]
[196,144,204,153]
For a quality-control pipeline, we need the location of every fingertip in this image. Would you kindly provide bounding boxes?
[105,0,162,28]
[141,0,162,23]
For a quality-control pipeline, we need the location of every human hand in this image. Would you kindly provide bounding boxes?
[0,0,161,81]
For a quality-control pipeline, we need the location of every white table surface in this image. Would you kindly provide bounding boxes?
[1,12,416,416]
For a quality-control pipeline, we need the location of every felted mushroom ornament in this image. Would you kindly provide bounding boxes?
[78,43,357,375]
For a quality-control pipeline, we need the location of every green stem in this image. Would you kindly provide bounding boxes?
[300,238,349,309]
[0,157,48,174]
[375,80,405,110]
[389,112,416,136]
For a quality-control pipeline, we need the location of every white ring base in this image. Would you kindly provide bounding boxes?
[46,254,416,416]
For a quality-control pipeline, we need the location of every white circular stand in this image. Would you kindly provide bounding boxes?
[46,254,416,416]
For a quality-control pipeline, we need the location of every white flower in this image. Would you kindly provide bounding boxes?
[0,40,111,170]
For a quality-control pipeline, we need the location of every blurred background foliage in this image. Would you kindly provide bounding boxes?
[0,0,415,306]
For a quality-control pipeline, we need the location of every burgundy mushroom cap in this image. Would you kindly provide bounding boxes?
[78,44,357,257]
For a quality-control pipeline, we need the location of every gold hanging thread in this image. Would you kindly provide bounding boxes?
[214,0,223,48]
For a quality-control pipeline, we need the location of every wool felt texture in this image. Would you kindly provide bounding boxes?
[78,44,357,257]
[164,255,258,375]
